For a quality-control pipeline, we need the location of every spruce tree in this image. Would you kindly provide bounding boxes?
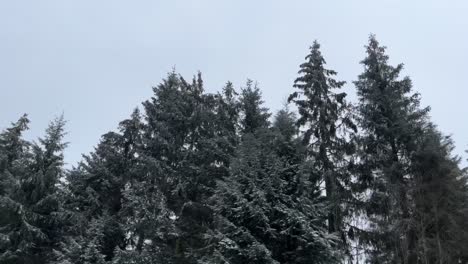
[239,80,271,134]
[410,124,468,263]
[0,115,67,264]
[213,81,240,166]
[0,114,30,176]
[353,35,429,263]
[0,115,31,263]
[208,94,340,263]
[139,72,239,262]
[211,126,339,263]
[272,107,305,166]
[210,88,275,262]
[60,109,144,262]
[288,41,356,256]
[1,38,463,264]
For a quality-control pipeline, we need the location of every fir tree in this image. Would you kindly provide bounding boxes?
[139,72,238,262]
[60,109,144,262]
[288,41,356,256]
[211,128,340,263]
[0,115,67,264]
[0,114,30,175]
[410,124,468,263]
[213,81,240,166]
[353,35,429,263]
[0,115,31,263]
[239,79,271,134]
[1,37,464,264]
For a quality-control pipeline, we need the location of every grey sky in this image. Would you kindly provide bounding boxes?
[1,0,467,167]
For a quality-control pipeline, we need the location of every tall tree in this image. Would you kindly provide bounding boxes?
[288,41,356,255]
[353,35,429,263]
[410,123,468,263]
[59,109,144,262]
[211,125,340,263]
[140,72,240,263]
[0,115,67,264]
[0,115,31,262]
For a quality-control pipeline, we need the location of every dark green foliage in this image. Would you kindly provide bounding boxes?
[211,128,340,263]
[3,36,467,264]
[142,72,226,205]
[57,109,144,262]
[410,124,468,263]
[212,81,240,171]
[53,218,108,264]
[0,115,67,264]
[289,41,356,258]
[239,79,271,134]
[272,108,306,166]
[0,115,31,263]
[140,72,229,262]
[353,35,430,263]
[0,115,30,177]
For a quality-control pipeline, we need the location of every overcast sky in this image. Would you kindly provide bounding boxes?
[1,0,467,167]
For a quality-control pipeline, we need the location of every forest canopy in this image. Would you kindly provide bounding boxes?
[1,36,467,264]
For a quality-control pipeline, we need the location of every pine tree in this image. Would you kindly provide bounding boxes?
[0,115,31,263]
[208,101,340,263]
[239,79,271,134]
[211,127,340,263]
[353,35,429,263]
[60,108,144,262]
[213,81,240,166]
[271,107,307,197]
[0,114,30,176]
[410,124,468,263]
[138,72,241,262]
[0,115,67,264]
[142,72,216,206]
[288,41,356,256]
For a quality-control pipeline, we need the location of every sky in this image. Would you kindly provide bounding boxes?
[1,0,467,167]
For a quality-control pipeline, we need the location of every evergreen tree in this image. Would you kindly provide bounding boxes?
[272,107,305,165]
[209,101,339,263]
[239,80,271,134]
[353,35,429,263]
[2,37,465,264]
[60,109,144,262]
[288,41,356,256]
[0,115,31,263]
[213,81,240,166]
[138,72,238,262]
[142,72,218,206]
[410,124,468,263]
[0,114,30,177]
[0,115,67,264]
[211,127,340,263]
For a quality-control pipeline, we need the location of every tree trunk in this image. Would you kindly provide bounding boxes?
[325,171,336,233]
[434,206,443,264]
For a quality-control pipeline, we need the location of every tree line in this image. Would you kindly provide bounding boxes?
[1,35,467,264]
